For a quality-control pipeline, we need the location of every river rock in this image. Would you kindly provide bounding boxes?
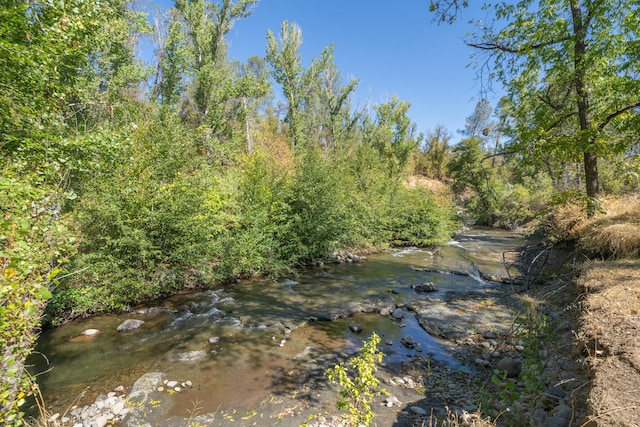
[208,336,220,345]
[94,414,108,427]
[349,323,363,333]
[401,335,415,349]
[169,350,207,362]
[541,385,567,409]
[293,346,314,360]
[412,282,437,293]
[391,308,404,320]
[410,406,427,416]
[81,328,100,336]
[111,400,125,416]
[116,319,145,332]
[384,396,402,407]
[545,416,569,427]
[496,357,521,378]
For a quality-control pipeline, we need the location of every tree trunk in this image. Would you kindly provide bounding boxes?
[570,0,600,212]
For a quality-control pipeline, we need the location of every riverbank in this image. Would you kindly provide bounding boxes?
[548,194,640,426]
[30,226,586,427]
[30,195,640,427]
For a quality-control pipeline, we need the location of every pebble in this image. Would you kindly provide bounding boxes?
[384,396,402,407]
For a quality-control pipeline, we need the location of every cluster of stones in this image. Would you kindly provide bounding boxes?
[157,379,192,393]
[48,386,128,427]
[331,251,363,264]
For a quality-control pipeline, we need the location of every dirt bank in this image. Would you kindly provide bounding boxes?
[575,260,640,427]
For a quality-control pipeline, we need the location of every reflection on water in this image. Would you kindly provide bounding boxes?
[29,227,524,415]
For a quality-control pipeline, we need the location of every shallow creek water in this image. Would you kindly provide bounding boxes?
[29,227,525,418]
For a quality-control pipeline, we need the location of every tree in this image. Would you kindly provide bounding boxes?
[176,0,260,160]
[233,56,273,153]
[418,124,452,179]
[314,62,360,154]
[364,96,423,180]
[265,21,332,150]
[463,0,640,212]
[152,10,189,108]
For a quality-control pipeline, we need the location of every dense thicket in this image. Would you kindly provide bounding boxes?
[0,2,457,422]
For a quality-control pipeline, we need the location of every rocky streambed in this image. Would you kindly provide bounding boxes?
[30,227,587,427]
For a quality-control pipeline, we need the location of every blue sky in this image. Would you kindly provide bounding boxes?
[147,1,501,141]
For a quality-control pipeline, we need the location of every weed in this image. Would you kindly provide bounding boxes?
[325,332,387,426]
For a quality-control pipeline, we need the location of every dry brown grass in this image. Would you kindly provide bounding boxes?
[405,176,455,205]
[549,194,640,259]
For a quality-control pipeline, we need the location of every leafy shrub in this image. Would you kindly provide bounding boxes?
[326,332,386,426]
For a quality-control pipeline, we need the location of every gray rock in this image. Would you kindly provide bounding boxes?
[169,350,206,362]
[293,346,314,360]
[401,335,415,349]
[496,357,521,378]
[349,324,363,333]
[551,404,572,422]
[116,319,145,332]
[81,329,100,336]
[412,282,437,293]
[111,400,125,415]
[208,336,220,345]
[483,331,497,339]
[384,396,402,407]
[410,406,427,416]
[391,308,404,320]
[379,308,391,316]
[541,386,567,410]
[475,358,490,367]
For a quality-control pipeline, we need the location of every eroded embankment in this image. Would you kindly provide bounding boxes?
[575,260,640,426]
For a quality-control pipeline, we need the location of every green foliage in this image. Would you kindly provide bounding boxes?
[0,178,75,424]
[388,187,459,246]
[326,332,387,427]
[471,0,640,200]
[480,307,550,425]
[364,96,423,180]
[276,149,350,263]
[48,116,226,322]
[266,21,333,150]
[447,137,553,228]
[413,125,452,179]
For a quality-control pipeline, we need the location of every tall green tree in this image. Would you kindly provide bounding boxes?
[176,0,260,160]
[265,21,332,150]
[464,0,640,210]
[364,96,423,180]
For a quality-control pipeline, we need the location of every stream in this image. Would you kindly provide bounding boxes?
[28,227,526,424]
